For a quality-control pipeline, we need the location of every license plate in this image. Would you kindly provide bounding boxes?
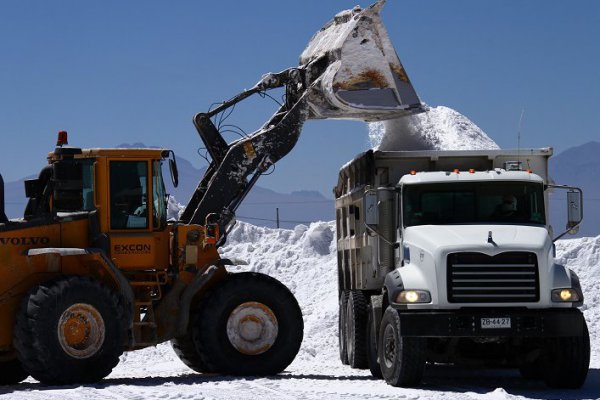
[481,317,511,329]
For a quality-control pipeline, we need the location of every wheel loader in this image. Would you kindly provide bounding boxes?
[0,0,424,385]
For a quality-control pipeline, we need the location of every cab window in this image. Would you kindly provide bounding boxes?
[110,161,148,230]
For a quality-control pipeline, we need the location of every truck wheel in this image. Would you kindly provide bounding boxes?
[378,307,426,387]
[339,290,349,365]
[13,277,125,385]
[519,359,543,380]
[0,354,28,385]
[346,290,368,369]
[171,310,215,374]
[518,348,543,380]
[197,272,303,375]
[542,321,590,389]
[366,303,383,379]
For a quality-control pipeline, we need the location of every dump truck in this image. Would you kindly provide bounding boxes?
[335,148,589,388]
[0,0,421,385]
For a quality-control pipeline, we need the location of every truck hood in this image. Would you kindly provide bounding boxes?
[404,224,550,256]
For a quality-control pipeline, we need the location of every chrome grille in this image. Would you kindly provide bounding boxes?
[447,252,539,303]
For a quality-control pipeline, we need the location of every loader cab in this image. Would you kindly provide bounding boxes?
[24,136,177,270]
[78,148,174,270]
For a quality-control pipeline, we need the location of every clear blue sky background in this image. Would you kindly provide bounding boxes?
[0,0,598,197]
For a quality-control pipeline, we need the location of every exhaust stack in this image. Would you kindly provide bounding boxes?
[300,0,425,121]
[0,174,7,223]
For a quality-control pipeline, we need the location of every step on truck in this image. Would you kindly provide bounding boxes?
[335,148,589,388]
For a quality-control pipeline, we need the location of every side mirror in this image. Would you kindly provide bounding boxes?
[363,189,378,227]
[548,184,583,241]
[168,152,179,188]
[566,190,582,234]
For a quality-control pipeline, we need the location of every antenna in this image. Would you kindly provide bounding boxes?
[517,107,525,162]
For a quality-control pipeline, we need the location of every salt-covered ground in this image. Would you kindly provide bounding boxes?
[2,221,599,400]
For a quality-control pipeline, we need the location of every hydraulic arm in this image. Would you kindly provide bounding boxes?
[180,68,309,233]
[180,0,426,243]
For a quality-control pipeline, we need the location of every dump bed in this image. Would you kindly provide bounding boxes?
[334,148,553,199]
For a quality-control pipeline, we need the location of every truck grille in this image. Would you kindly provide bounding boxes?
[447,252,539,303]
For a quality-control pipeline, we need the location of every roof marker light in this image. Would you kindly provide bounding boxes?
[453,169,460,174]
[410,170,416,175]
[469,168,475,173]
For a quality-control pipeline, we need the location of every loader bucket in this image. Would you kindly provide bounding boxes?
[300,0,425,121]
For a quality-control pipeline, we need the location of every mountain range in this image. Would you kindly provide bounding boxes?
[2,143,598,237]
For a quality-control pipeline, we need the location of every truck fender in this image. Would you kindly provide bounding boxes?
[569,270,584,308]
[383,269,406,309]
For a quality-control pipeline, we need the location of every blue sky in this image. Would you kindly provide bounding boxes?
[0,1,598,197]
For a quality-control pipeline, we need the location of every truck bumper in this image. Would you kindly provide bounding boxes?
[395,308,585,337]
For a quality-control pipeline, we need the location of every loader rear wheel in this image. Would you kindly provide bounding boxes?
[378,307,426,387]
[338,290,349,365]
[198,272,303,375]
[346,290,368,369]
[13,277,125,385]
[0,354,28,385]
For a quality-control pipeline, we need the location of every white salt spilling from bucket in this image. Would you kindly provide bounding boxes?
[368,105,499,151]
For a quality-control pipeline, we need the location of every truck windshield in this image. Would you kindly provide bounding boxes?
[403,181,545,227]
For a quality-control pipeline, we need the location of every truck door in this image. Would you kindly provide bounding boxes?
[107,159,169,270]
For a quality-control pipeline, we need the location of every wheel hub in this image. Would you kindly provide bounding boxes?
[383,324,396,368]
[57,303,105,359]
[226,301,278,355]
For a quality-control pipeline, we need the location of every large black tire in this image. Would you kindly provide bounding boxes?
[171,318,215,374]
[171,297,217,374]
[197,272,303,376]
[346,290,368,369]
[542,321,590,389]
[366,303,383,379]
[338,290,349,365]
[0,354,28,385]
[378,307,426,387]
[13,276,125,385]
[519,359,543,380]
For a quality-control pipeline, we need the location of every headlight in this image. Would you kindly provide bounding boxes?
[551,288,580,302]
[395,290,431,304]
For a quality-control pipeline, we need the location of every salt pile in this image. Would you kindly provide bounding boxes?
[369,105,499,151]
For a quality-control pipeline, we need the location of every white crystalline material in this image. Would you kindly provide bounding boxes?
[369,105,500,151]
[14,223,600,398]
[167,195,185,220]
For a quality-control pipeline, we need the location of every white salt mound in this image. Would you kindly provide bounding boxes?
[369,105,499,151]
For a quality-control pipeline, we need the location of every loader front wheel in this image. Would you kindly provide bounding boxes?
[171,302,215,374]
[13,277,125,385]
[198,272,303,375]
[0,354,28,385]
